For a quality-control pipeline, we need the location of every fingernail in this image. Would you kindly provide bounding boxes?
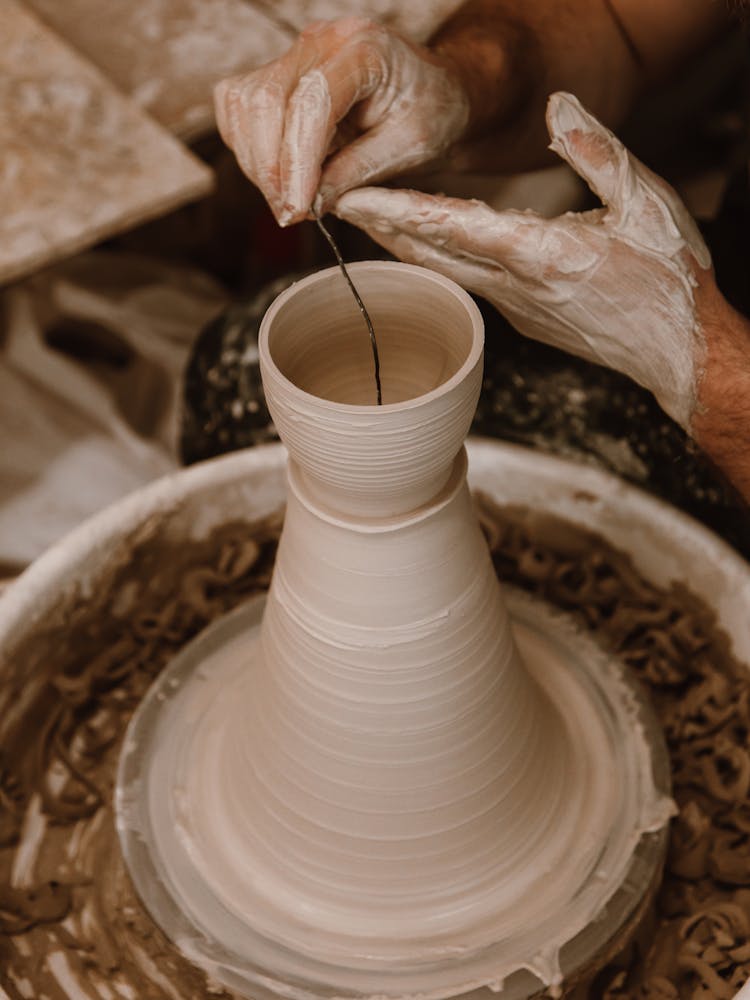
[277,204,296,227]
[316,185,336,214]
[548,92,583,134]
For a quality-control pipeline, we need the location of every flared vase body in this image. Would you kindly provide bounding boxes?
[173,264,584,960]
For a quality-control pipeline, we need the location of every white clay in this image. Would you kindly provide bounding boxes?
[138,263,671,998]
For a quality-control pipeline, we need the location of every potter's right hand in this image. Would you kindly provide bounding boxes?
[213,18,470,227]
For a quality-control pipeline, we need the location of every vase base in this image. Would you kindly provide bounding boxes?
[116,588,670,1000]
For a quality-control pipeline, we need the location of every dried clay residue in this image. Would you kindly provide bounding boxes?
[0,497,748,1000]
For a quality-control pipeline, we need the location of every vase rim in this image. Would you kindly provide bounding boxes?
[258,261,484,414]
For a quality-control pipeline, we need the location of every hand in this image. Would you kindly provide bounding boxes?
[214,17,470,227]
[334,91,712,432]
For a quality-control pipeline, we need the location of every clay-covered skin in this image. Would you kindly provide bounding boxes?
[213,18,471,226]
[334,92,712,432]
[1,502,749,999]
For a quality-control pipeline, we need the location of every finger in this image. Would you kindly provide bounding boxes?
[546,91,636,214]
[334,187,562,280]
[547,92,711,268]
[278,70,333,224]
[214,62,299,221]
[337,210,507,305]
[216,23,346,224]
[279,38,386,224]
[214,74,260,178]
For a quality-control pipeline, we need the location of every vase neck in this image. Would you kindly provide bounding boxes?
[287,447,470,523]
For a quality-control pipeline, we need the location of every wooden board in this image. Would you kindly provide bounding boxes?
[0,0,213,286]
[24,0,294,139]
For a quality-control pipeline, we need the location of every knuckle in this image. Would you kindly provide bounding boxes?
[213,75,243,121]
[243,77,285,115]
[218,67,284,119]
[219,69,257,99]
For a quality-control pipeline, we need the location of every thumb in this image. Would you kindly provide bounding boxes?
[546,91,636,214]
[547,91,711,269]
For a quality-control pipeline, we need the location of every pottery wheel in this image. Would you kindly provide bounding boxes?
[1,442,749,1000]
[116,585,670,1000]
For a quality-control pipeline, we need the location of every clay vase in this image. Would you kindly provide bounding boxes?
[245,261,567,939]
[170,262,654,992]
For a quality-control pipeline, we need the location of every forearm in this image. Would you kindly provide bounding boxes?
[692,276,750,504]
[428,0,641,171]
[428,0,727,173]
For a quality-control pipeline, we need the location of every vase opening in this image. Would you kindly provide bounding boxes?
[262,263,479,406]
[258,262,485,517]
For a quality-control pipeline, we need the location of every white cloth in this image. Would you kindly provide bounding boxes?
[0,252,225,569]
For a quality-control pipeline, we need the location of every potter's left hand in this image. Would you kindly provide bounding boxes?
[334,91,713,433]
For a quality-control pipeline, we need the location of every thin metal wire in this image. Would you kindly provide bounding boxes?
[313,209,383,406]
